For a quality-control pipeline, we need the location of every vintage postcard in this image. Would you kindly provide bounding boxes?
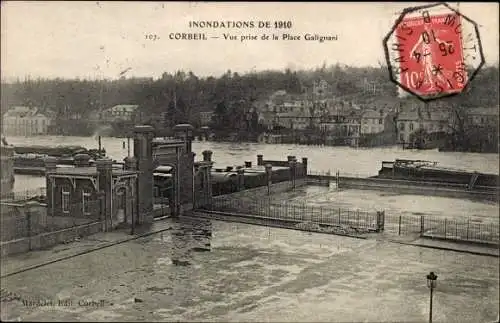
[1,1,499,322]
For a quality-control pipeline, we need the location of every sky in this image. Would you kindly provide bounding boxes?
[1,1,499,81]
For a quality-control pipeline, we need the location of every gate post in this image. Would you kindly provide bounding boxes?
[420,216,425,236]
[376,211,385,232]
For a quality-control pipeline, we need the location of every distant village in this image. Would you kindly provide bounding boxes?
[1,77,498,152]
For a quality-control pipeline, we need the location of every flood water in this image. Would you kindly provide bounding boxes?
[2,137,499,322]
[1,219,498,322]
[7,135,500,192]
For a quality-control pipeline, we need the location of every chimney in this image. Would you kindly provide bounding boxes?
[257,154,263,166]
[202,150,213,162]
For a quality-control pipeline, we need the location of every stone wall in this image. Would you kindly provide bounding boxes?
[1,221,103,257]
[0,202,47,242]
[0,201,103,257]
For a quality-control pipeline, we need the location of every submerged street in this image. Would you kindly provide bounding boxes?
[1,218,498,322]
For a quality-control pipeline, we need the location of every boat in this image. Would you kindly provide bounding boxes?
[13,145,88,157]
[376,159,499,189]
[13,145,106,159]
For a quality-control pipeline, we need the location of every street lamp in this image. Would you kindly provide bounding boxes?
[426,271,438,323]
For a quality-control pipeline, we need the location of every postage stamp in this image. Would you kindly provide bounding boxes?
[384,3,485,101]
[396,13,466,96]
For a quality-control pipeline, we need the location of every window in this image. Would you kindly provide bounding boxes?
[410,123,414,131]
[154,186,159,197]
[82,190,91,215]
[400,134,404,142]
[62,189,70,213]
[379,118,383,124]
[399,122,405,131]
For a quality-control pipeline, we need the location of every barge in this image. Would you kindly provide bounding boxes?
[376,159,499,189]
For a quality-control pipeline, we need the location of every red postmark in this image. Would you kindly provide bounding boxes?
[395,13,467,96]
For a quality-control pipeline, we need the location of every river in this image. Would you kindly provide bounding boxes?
[7,135,499,192]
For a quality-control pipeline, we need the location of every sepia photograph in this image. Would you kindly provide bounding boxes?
[1,1,499,322]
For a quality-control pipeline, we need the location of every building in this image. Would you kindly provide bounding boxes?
[199,111,214,126]
[466,107,498,127]
[99,104,139,123]
[396,108,450,143]
[312,79,330,97]
[318,109,362,146]
[44,154,139,230]
[43,124,213,229]
[2,106,53,136]
[274,112,315,130]
[361,109,387,134]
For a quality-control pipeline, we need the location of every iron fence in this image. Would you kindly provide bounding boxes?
[367,213,499,244]
[203,196,381,232]
[198,195,499,244]
[0,187,47,202]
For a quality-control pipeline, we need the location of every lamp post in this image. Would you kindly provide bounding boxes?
[426,271,438,323]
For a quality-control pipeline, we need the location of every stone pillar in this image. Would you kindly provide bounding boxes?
[174,124,194,154]
[133,125,155,224]
[96,158,113,231]
[74,154,91,167]
[257,154,263,166]
[123,156,137,171]
[202,150,213,162]
[173,124,195,214]
[44,157,58,216]
[289,160,297,189]
[237,169,245,191]
[302,157,308,177]
[265,164,272,195]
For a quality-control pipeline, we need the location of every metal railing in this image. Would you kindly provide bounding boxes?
[0,187,47,202]
[382,213,500,244]
[198,195,499,244]
[201,196,382,232]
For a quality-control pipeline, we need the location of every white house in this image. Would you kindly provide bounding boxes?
[361,109,387,134]
[2,106,53,136]
[466,107,498,127]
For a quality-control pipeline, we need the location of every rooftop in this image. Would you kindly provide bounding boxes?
[4,106,53,118]
[51,167,137,177]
